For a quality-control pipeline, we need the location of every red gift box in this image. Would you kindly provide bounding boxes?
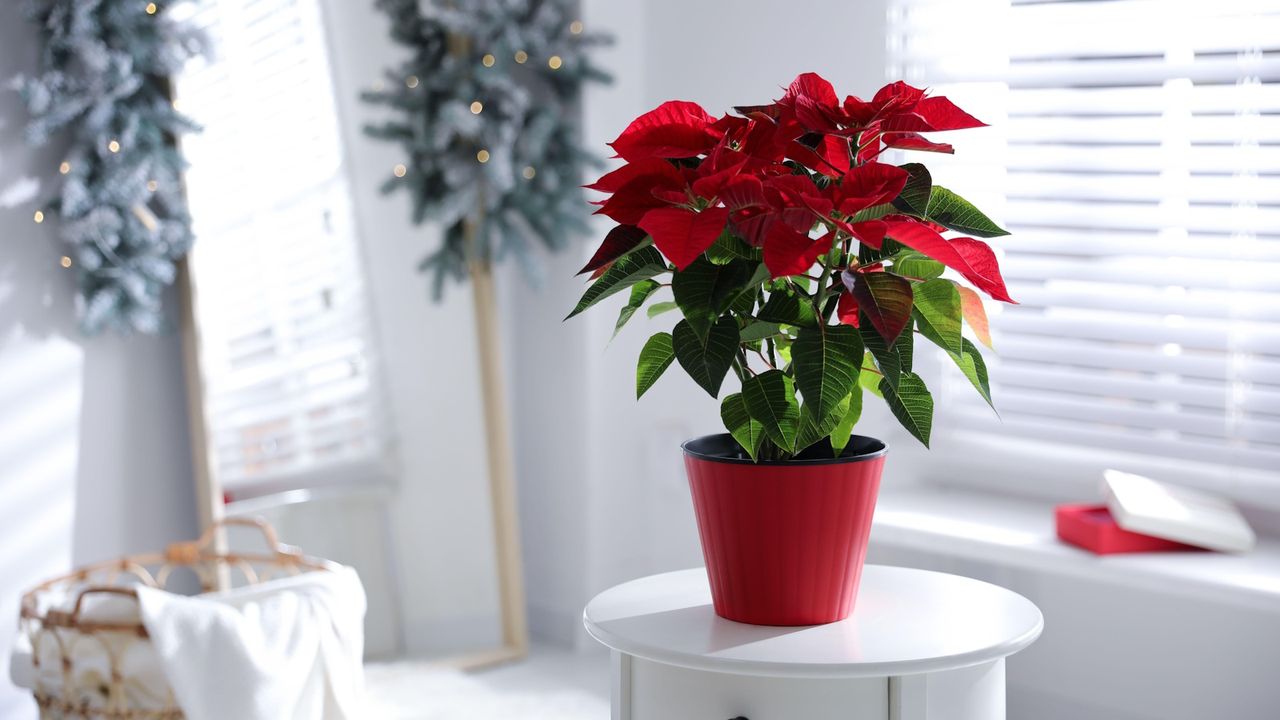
[1055,504,1200,555]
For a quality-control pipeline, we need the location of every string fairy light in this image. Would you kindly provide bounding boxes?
[58,161,71,174]
[514,50,528,64]
[548,55,563,70]
[60,256,72,268]
[570,20,584,34]
[405,75,419,88]
[476,149,491,163]
[522,166,536,180]
[393,163,407,177]
[147,180,158,192]
[145,3,157,15]
[470,101,483,114]
[107,139,121,153]
[482,54,496,67]
[33,210,44,223]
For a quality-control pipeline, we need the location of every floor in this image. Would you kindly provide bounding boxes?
[365,646,611,719]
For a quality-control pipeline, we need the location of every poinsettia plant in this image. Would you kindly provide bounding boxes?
[567,73,1013,461]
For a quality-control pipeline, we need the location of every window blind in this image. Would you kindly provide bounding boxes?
[889,0,1280,477]
[174,0,388,492]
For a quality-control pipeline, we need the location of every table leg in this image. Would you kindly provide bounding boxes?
[890,659,1005,720]
[611,651,633,720]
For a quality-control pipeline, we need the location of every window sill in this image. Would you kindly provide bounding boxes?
[871,485,1280,614]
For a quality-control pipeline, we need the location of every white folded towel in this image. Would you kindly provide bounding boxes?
[135,565,367,720]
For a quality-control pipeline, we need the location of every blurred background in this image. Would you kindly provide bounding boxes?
[1,0,1277,718]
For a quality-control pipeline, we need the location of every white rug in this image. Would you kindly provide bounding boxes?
[364,661,609,720]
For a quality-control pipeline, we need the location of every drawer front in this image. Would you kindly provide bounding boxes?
[626,656,889,720]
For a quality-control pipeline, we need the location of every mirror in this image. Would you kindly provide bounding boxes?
[172,0,526,665]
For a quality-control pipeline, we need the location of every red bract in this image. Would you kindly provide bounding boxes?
[582,72,1012,341]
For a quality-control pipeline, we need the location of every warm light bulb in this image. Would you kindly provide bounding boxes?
[570,20,584,34]
[548,55,563,70]
[470,101,483,114]
[522,166,536,180]
[393,164,407,178]
[476,149,490,163]
[405,75,419,88]
[107,139,121,153]
[147,180,158,192]
[60,256,72,268]
[145,2,157,14]
[33,210,44,224]
[514,50,528,64]
[58,161,71,174]
[482,54,496,68]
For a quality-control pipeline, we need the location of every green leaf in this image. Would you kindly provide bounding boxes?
[926,186,1010,238]
[646,300,678,319]
[861,324,902,390]
[707,231,762,264]
[893,163,932,217]
[739,320,783,342]
[757,289,818,327]
[951,338,994,409]
[892,252,944,280]
[859,356,884,398]
[912,279,963,355]
[897,329,914,373]
[849,203,897,223]
[742,369,800,453]
[880,372,934,447]
[672,316,739,398]
[672,256,752,340]
[795,396,847,454]
[567,246,666,319]
[830,386,864,454]
[636,332,675,399]
[792,324,862,420]
[721,393,764,461]
[614,280,661,338]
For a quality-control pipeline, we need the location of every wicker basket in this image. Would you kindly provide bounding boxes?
[17,517,337,719]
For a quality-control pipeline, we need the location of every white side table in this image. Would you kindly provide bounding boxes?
[584,566,1043,720]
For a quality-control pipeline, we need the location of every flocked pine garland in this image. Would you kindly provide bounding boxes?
[362,0,611,298]
[16,0,206,334]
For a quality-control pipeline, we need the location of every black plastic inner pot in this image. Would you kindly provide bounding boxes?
[682,433,888,466]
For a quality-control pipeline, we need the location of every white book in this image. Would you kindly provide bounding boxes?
[1103,470,1256,553]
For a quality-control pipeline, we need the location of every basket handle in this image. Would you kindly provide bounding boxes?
[165,516,298,563]
[43,587,143,633]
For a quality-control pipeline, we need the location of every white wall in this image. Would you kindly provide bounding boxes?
[0,5,199,716]
[319,0,504,657]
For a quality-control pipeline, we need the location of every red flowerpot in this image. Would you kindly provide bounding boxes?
[683,433,887,626]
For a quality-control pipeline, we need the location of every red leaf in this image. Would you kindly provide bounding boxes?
[784,73,841,133]
[872,81,926,113]
[956,285,993,348]
[914,96,986,131]
[578,225,648,275]
[763,226,834,279]
[609,101,719,161]
[720,175,766,211]
[951,237,1015,303]
[883,133,954,154]
[585,158,681,193]
[850,271,913,343]
[846,220,887,249]
[884,221,1015,303]
[638,206,729,270]
[837,291,860,327]
[691,158,747,200]
[592,166,686,225]
[837,162,909,213]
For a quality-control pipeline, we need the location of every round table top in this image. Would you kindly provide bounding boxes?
[583,565,1043,679]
